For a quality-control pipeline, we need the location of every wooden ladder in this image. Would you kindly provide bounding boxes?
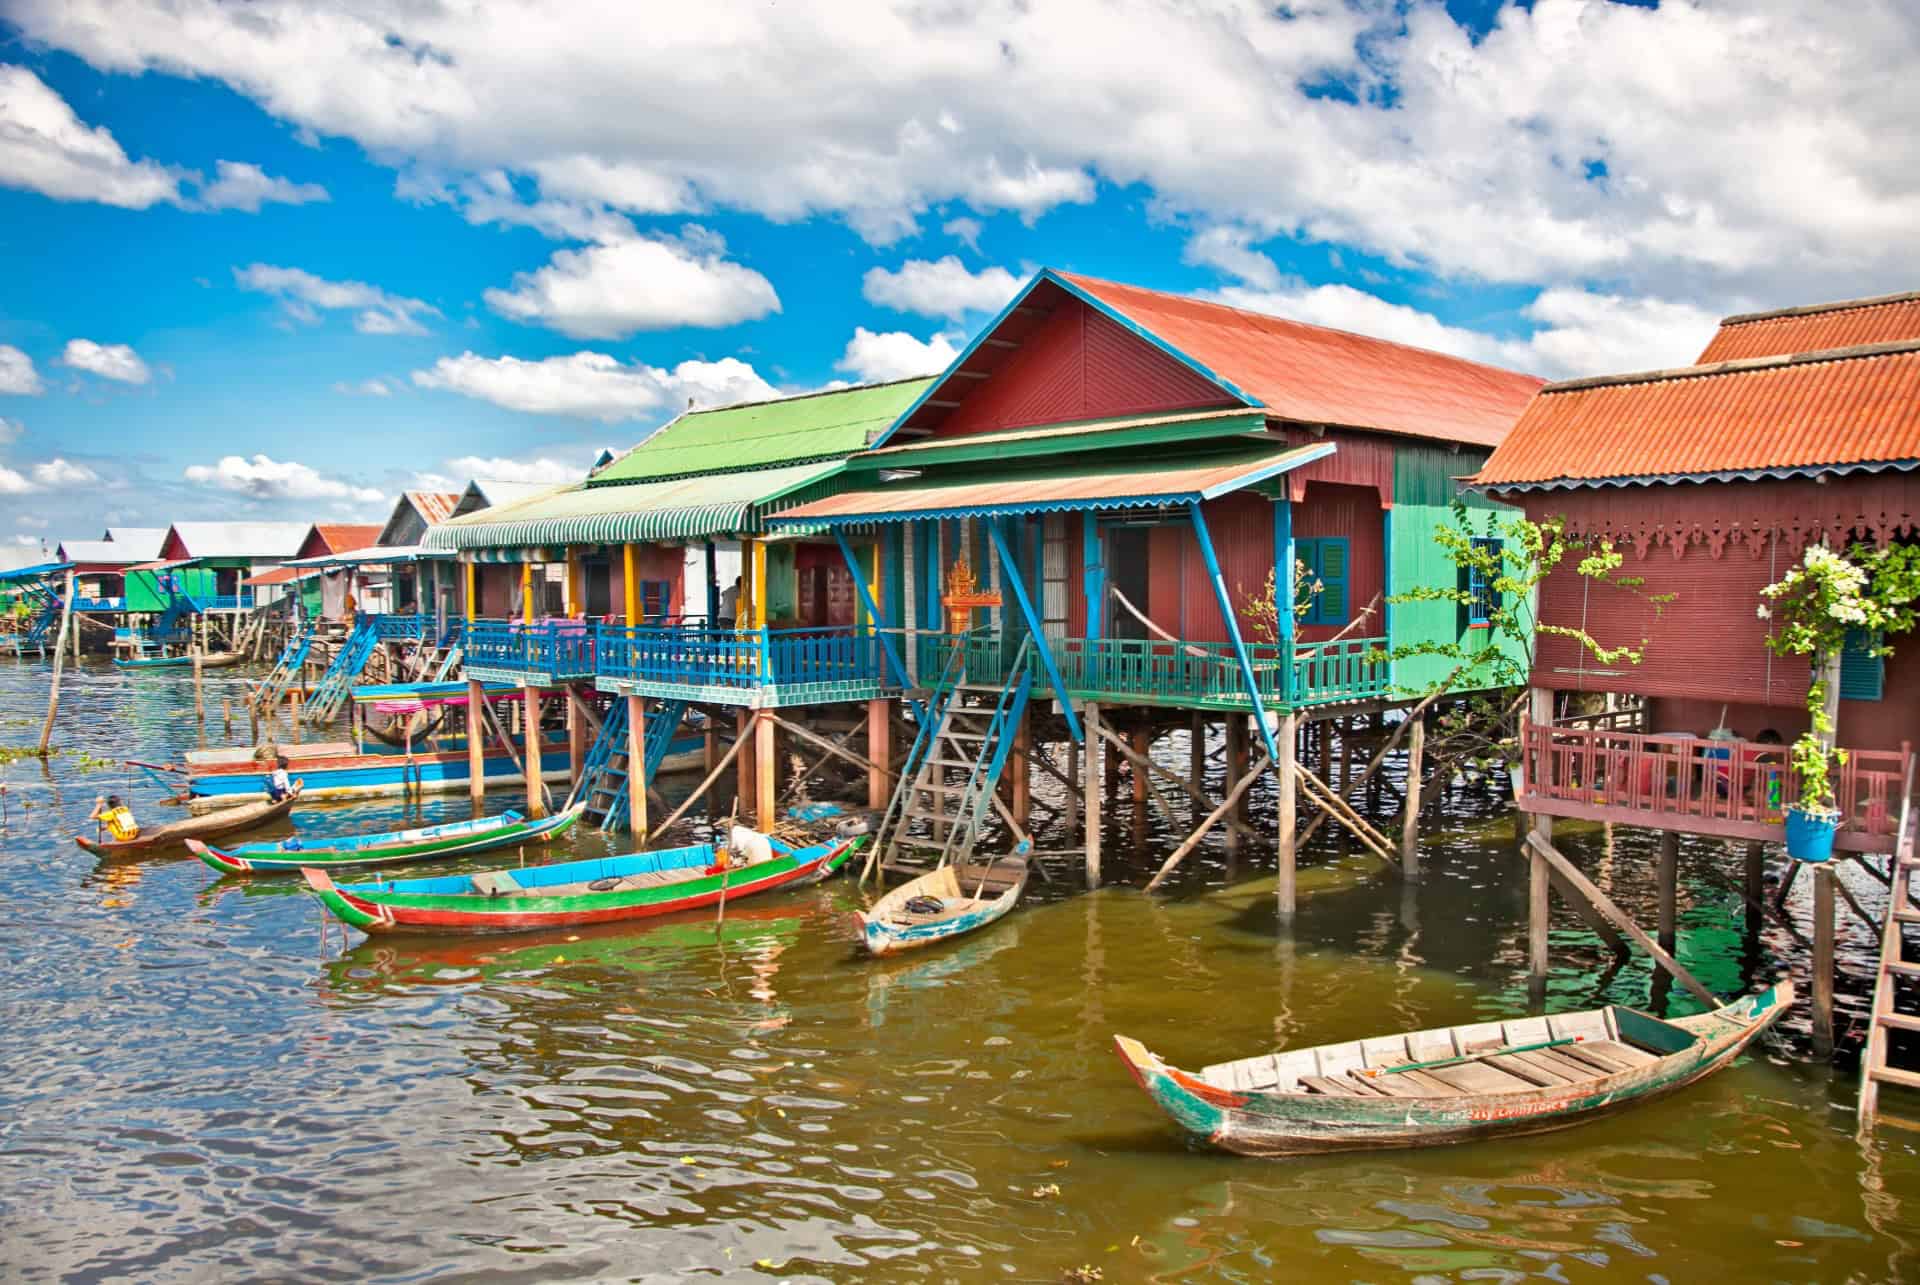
[1861,767,1920,1128]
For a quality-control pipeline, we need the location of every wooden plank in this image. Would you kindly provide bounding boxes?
[1299,1075,1363,1097]
[1530,1047,1610,1081]
[1525,832,1720,1008]
[1495,1050,1581,1086]
[1352,1069,1425,1098]
[1577,1038,1659,1067]
[1555,1043,1633,1074]
[1338,1070,1393,1096]
[1422,1061,1537,1095]
[1388,1067,1466,1097]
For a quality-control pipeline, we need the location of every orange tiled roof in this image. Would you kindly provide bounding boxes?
[1475,340,1920,489]
[1059,272,1545,448]
[1699,291,1920,363]
[310,524,382,554]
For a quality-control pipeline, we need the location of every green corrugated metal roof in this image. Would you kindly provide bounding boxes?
[590,377,933,485]
[425,459,846,550]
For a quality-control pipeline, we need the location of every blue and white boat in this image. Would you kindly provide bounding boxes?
[854,852,1030,956]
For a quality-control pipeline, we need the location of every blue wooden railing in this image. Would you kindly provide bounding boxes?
[464,619,599,682]
[595,622,886,695]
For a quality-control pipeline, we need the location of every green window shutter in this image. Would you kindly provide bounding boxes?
[1293,538,1321,623]
[1839,627,1884,701]
[1316,538,1349,625]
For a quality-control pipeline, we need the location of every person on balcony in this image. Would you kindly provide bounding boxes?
[720,575,742,626]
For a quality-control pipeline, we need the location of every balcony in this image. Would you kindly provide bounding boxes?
[1050,634,1391,712]
[596,622,891,707]
[1519,720,1910,854]
[463,619,599,686]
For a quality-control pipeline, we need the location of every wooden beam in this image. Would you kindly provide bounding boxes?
[867,698,890,811]
[1146,752,1273,893]
[627,693,647,837]
[1546,866,1630,958]
[1400,715,1424,879]
[1277,713,1298,917]
[1524,832,1718,1008]
[653,724,751,837]
[1813,864,1836,1058]
[1084,702,1102,889]
[1657,832,1680,954]
[522,686,546,817]
[755,711,776,832]
[1093,718,1256,840]
[766,711,893,783]
[1296,764,1398,869]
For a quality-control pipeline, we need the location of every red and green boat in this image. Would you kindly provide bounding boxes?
[303,832,858,935]
[186,804,583,874]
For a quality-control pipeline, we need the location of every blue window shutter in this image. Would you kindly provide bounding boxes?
[1840,627,1884,701]
[1310,538,1349,625]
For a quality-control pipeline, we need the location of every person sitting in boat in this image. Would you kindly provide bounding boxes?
[266,755,300,803]
[89,793,139,842]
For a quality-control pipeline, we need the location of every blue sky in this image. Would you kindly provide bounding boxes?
[0,0,1910,558]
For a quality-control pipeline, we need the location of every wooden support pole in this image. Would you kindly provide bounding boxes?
[1064,738,1081,835]
[755,711,777,833]
[37,571,75,753]
[1744,842,1767,931]
[1148,751,1273,893]
[627,693,647,837]
[1657,832,1681,954]
[522,686,546,817]
[1277,713,1298,917]
[467,679,486,805]
[1812,864,1836,1058]
[653,728,751,837]
[1528,815,1552,998]
[1295,763,1398,868]
[567,689,588,789]
[1546,866,1631,958]
[1400,715,1425,880]
[736,708,755,820]
[867,697,890,811]
[1084,702,1102,889]
[1225,715,1249,855]
[1129,730,1150,806]
[1189,713,1207,804]
[1010,708,1031,829]
[1525,831,1718,1008]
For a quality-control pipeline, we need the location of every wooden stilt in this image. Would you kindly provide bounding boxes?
[736,708,755,821]
[1010,708,1032,828]
[1400,715,1425,880]
[866,697,890,811]
[653,729,751,837]
[1084,702,1102,889]
[1528,815,1552,1002]
[567,688,588,790]
[467,679,486,806]
[37,571,75,753]
[627,693,647,837]
[1225,715,1248,856]
[522,686,546,817]
[1813,864,1836,1058]
[1525,831,1718,1007]
[1657,832,1681,954]
[1745,842,1767,931]
[755,711,776,833]
[1277,712,1298,917]
[1148,750,1272,892]
[1189,713,1206,805]
[1065,739,1081,835]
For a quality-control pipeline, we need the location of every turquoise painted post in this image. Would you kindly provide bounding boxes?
[833,529,923,722]
[1082,510,1103,639]
[988,520,1083,745]
[1273,497,1295,705]
[1193,501,1280,770]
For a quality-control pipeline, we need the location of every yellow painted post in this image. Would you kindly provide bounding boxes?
[564,549,580,617]
[523,685,546,817]
[623,543,639,624]
[464,559,476,621]
[467,678,486,806]
[627,693,647,837]
[750,540,767,629]
[521,561,535,624]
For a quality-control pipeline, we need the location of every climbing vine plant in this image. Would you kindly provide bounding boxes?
[1758,541,1920,810]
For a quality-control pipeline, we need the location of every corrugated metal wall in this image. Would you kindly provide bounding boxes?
[1293,481,1384,644]
[937,298,1235,437]
[1389,445,1520,692]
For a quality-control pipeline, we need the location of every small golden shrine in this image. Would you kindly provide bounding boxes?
[942,558,1000,636]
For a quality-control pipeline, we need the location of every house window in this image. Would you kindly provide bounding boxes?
[1295,537,1349,626]
[1840,627,1885,701]
[638,579,673,621]
[1466,536,1502,628]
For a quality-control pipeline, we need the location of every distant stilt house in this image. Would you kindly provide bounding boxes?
[55,527,167,613]
[1475,289,1920,1109]
[772,269,1543,900]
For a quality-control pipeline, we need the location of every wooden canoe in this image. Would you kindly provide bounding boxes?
[304,832,859,935]
[1115,980,1792,1157]
[75,786,302,856]
[113,652,246,670]
[854,854,1028,956]
[187,803,583,874]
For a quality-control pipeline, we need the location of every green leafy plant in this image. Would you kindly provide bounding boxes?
[1759,542,1920,811]
[1238,558,1322,645]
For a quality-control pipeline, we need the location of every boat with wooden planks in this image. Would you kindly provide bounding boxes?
[854,852,1029,956]
[182,737,573,809]
[114,652,246,671]
[303,831,859,935]
[186,803,583,874]
[75,787,302,857]
[1114,980,1792,1157]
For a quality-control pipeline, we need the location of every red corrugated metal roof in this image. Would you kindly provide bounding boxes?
[310,524,382,554]
[245,566,317,586]
[1057,273,1545,448]
[408,491,460,525]
[1700,292,1920,362]
[1475,340,1920,488]
[777,441,1331,523]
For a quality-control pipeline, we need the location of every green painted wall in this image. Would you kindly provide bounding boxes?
[1389,446,1528,695]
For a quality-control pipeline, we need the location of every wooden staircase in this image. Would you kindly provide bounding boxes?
[872,635,1032,874]
[1861,777,1920,1128]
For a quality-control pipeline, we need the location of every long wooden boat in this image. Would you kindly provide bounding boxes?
[303,832,859,935]
[76,788,301,857]
[186,803,583,874]
[183,738,573,809]
[114,651,246,670]
[854,854,1029,956]
[1114,980,1792,1157]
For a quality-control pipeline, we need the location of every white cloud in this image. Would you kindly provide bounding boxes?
[333,378,392,397]
[0,346,40,396]
[15,514,47,528]
[835,327,958,383]
[234,263,439,335]
[0,418,23,445]
[60,339,150,385]
[1183,227,1285,292]
[412,350,778,421]
[443,455,584,486]
[17,0,1920,300]
[942,216,983,252]
[0,64,180,208]
[32,458,98,487]
[0,467,31,495]
[195,159,327,212]
[484,226,779,339]
[184,453,384,503]
[862,256,1020,321]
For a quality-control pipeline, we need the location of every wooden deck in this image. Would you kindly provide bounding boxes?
[1519,719,1910,853]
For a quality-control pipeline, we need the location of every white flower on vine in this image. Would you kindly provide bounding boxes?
[1756,604,1771,620]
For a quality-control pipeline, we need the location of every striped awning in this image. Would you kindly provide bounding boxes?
[425,459,845,551]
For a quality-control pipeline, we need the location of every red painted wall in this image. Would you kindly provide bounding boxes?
[1053,496,1276,644]
[477,564,512,618]
[936,297,1235,437]
[1292,481,1385,644]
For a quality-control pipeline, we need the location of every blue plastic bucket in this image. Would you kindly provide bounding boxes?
[1784,804,1839,863]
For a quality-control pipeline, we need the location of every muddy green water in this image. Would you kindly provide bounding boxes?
[2,660,1918,1282]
